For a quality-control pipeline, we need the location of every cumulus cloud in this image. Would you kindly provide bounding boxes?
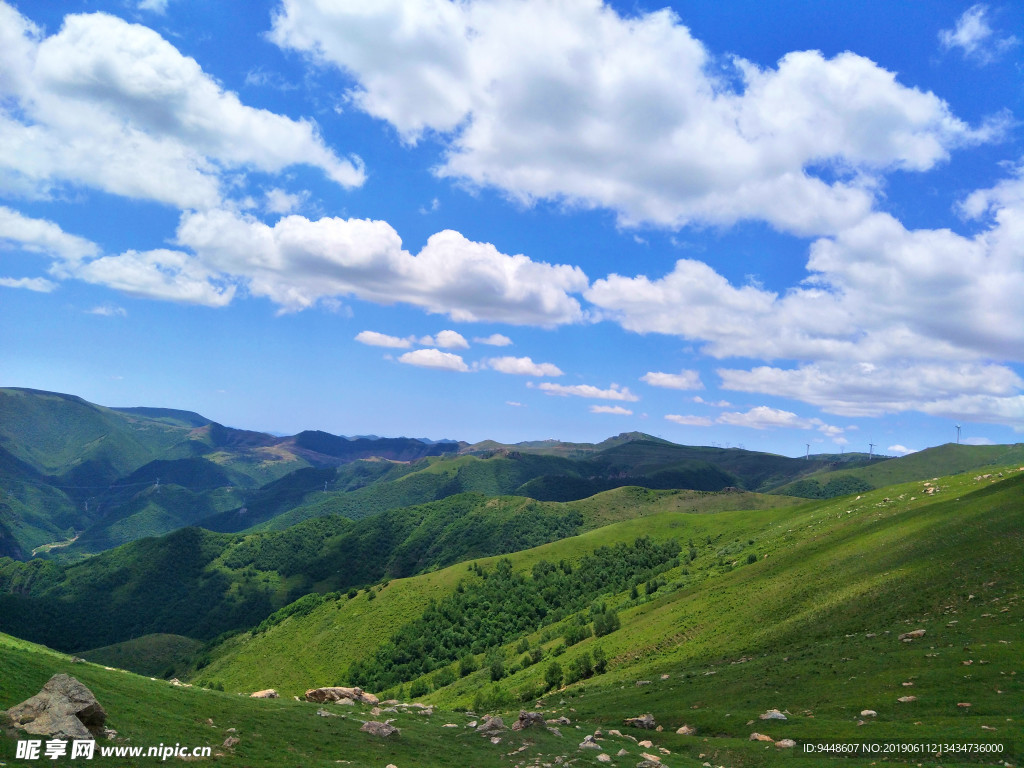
[175,210,588,323]
[714,405,844,436]
[534,382,639,402]
[420,330,469,349]
[488,356,562,377]
[397,348,470,372]
[0,276,55,292]
[693,396,731,407]
[271,0,993,235]
[71,249,235,307]
[0,205,100,264]
[718,361,1024,419]
[474,333,513,346]
[0,3,363,208]
[939,4,1018,64]
[888,444,915,455]
[590,405,633,415]
[665,414,713,426]
[355,330,412,348]
[641,369,703,390]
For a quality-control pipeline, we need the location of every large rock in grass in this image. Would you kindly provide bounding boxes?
[360,721,400,738]
[624,713,657,729]
[250,689,278,699]
[512,711,545,731]
[305,686,379,706]
[6,674,106,740]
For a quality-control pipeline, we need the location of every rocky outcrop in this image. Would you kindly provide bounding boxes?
[624,713,657,729]
[304,686,379,706]
[676,724,697,735]
[6,674,107,741]
[898,629,926,641]
[250,689,278,699]
[759,709,787,720]
[511,711,545,731]
[476,715,506,736]
[360,721,400,738]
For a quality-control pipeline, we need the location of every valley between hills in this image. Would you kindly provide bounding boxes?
[0,387,1021,767]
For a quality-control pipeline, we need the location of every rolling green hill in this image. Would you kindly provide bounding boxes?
[199,466,1022,718]
[0,487,795,651]
[1,469,1019,767]
[775,442,1024,498]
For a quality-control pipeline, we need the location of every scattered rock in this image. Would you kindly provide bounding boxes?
[249,689,278,699]
[305,686,379,706]
[638,739,653,748]
[660,674,670,680]
[512,711,546,731]
[476,715,506,736]
[898,629,926,641]
[580,734,601,749]
[750,732,774,742]
[958,702,972,708]
[222,736,239,749]
[676,724,696,735]
[860,710,877,717]
[316,708,337,717]
[359,721,399,738]
[597,754,612,763]
[5,674,107,740]
[624,713,657,729]
[759,709,787,721]
[639,754,662,765]
[897,696,917,703]
[776,739,796,748]
[546,716,571,726]
[490,736,502,744]
[618,748,629,756]
[443,723,458,727]
[547,727,562,737]
[636,680,651,686]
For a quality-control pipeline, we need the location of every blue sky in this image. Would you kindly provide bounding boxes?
[1,0,1022,456]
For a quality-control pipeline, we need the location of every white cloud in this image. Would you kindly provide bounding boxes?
[264,188,310,215]
[717,406,819,431]
[271,0,992,235]
[939,4,1018,64]
[397,348,470,372]
[136,0,170,13]
[590,405,633,415]
[506,401,524,407]
[534,382,639,402]
[641,369,703,390]
[887,444,916,455]
[0,276,56,292]
[474,333,513,346]
[719,361,1023,419]
[355,330,412,349]
[420,330,469,349]
[693,396,731,407]
[488,356,562,377]
[0,205,100,264]
[962,436,994,446]
[176,210,588,323]
[665,414,713,427]
[71,248,235,307]
[86,304,127,316]
[0,3,363,208]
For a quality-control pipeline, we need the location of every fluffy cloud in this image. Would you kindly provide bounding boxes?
[488,356,563,377]
[397,348,469,372]
[888,445,915,455]
[0,276,55,292]
[420,330,469,349]
[71,249,235,306]
[474,334,513,346]
[718,362,1024,419]
[355,330,412,349]
[716,406,842,435]
[665,414,713,427]
[534,382,639,402]
[0,3,362,208]
[0,205,100,264]
[271,0,992,235]
[176,210,588,323]
[590,405,632,415]
[86,304,127,317]
[641,369,703,390]
[939,4,1018,64]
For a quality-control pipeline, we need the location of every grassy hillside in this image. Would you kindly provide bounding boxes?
[0,487,794,652]
[201,467,1022,728]
[78,633,203,679]
[776,442,1024,498]
[2,470,1018,766]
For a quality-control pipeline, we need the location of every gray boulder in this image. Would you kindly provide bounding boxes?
[6,674,107,740]
[360,721,400,738]
[624,713,657,729]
